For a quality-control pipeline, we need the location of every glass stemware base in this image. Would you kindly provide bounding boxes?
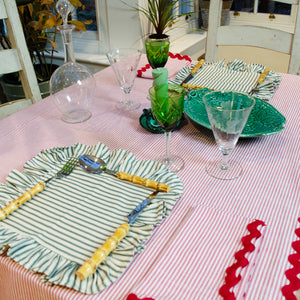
[157,154,184,173]
[61,109,92,123]
[116,100,140,111]
[205,160,243,180]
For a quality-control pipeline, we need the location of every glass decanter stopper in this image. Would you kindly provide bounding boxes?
[50,0,95,123]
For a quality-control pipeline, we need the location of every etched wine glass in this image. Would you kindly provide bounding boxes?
[145,35,170,69]
[145,36,170,102]
[203,91,255,180]
[149,84,185,173]
[106,48,142,111]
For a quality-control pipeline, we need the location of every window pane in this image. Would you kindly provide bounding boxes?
[231,0,291,15]
[76,0,97,31]
[179,0,193,14]
[231,0,254,12]
[258,1,291,15]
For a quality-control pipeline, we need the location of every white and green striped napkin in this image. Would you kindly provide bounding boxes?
[0,142,183,294]
[169,60,281,101]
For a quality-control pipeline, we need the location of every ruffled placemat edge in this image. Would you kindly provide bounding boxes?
[0,142,183,294]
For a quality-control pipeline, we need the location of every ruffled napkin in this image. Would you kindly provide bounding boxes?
[169,59,281,101]
[137,52,191,79]
[127,204,266,300]
[0,142,183,294]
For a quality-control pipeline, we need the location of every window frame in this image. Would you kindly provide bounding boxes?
[229,0,298,34]
[52,0,204,66]
[72,0,198,50]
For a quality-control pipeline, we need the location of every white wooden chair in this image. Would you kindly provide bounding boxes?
[0,0,41,119]
[205,0,300,74]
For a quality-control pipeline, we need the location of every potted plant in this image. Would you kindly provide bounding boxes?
[199,0,233,29]
[124,0,195,69]
[126,0,194,39]
[0,0,91,101]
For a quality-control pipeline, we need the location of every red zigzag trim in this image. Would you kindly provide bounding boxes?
[127,293,154,300]
[281,218,300,299]
[169,52,192,62]
[136,52,192,77]
[137,64,151,77]
[219,219,265,300]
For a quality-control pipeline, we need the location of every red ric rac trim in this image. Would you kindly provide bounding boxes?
[137,64,151,77]
[281,218,300,299]
[219,219,265,300]
[136,52,192,77]
[169,52,192,62]
[127,293,154,300]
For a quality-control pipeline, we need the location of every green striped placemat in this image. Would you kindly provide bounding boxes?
[0,142,183,294]
[169,60,281,101]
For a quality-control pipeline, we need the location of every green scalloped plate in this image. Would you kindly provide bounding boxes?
[184,89,286,138]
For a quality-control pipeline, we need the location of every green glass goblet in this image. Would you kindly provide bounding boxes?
[149,84,185,173]
[203,91,255,180]
[145,35,170,69]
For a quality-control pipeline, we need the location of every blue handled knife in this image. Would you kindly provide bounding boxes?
[127,191,159,224]
[76,190,160,280]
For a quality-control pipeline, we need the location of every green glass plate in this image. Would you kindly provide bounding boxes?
[184,89,286,138]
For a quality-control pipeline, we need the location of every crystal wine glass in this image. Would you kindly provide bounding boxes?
[145,35,170,69]
[149,84,185,173]
[106,48,142,111]
[203,91,255,180]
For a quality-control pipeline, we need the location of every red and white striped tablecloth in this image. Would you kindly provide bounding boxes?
[0,56,299,299]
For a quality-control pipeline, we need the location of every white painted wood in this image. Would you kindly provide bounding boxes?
[217,26,292,54]
[169,33,207,60]
[289,2,300,73]
[217,46,290,73]
[205,0,222,62]
[0,0,6,19]
[0,0,41,118]
[205,0,300,74]
[229,11,295,34]
[98,0,144,50]
[0,98,32,120]
[279,0,298,4]
[0,49,22,74]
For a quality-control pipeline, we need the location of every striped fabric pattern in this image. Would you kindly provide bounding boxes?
[0,142,183,294]
[0,61,299,300]
[129,205,266,300]
[169,60,281,100]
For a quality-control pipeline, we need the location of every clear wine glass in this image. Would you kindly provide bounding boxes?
[106,48,142,111]
[203,91,255,180]
[149,84,185,173]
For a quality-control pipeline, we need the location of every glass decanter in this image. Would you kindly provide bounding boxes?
[50,0,95,123]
